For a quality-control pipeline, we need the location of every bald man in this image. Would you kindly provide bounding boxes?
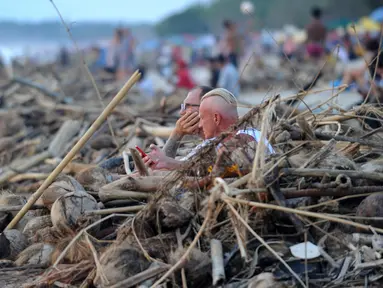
[162,85,213,158]
[144,88,274,171]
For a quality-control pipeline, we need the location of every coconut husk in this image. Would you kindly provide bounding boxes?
[0,212,11,232]
[155,198,193,230]
[51,236,93,264]
[0,136,16,153]
[178,191,197,213]
[356,193,383,229]
[0,112,25,138]
[33,224,73,244]
[247,273,287,288]
[50,190,100,231]
[23,215,52,240]
[0,259,15,268]
[0,229,28,259]
[38,174,86,208]
[0,192,32,231]
[94,243,151,287]
[169,247,211,287]
[89,133,117,150]
[15,243,54,266]
[125,232,177,261]
[75,166,113,193]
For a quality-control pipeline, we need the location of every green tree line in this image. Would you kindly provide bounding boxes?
[156,0,383,35]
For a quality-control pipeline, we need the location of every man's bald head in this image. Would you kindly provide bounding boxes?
[198,88,238,139]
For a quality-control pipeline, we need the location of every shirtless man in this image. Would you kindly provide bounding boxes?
[305,7,327,59]
[220,20,243,68]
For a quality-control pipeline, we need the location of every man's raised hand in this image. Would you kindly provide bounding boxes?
[175,111,200,136]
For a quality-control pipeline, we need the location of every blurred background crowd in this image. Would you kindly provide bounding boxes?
[2,0,383,106]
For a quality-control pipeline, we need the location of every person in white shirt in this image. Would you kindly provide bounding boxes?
[137,66,155,101]
[217,54,240,97]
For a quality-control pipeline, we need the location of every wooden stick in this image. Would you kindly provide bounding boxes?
[315,131,383,149]
[100,175,163,193]
[283,186,383,199]
[9,173,49,182]
[123,124,174,138]
[12,76,66,101]
[223,195,383,234]
[0,204,45,212]
[282,168,383,182]
[109,264,171,288]
[211,239,225,287]
[129,148,149,176]
[6,71,141,230]
[300,139,336,169]
[99,189,151,202]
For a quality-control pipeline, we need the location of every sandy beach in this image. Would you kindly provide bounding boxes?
[148,65,363,117]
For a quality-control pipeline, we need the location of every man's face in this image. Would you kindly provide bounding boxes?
[198,105,218,139]
[180,88,201,116]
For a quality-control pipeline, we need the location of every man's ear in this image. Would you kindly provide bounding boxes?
[214,113,221,125]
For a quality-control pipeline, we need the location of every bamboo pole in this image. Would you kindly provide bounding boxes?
[6,71,141,230]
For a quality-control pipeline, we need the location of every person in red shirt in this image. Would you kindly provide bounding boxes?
[175,59,195,90]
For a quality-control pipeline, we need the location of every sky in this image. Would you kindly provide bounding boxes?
[0,0,209,23]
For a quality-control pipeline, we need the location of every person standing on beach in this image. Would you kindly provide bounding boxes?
[209,57,220,88]
[220,20,243,68]
[216,54,240,97]
[113,28,136,80]
[105,28,124,78]
[305,7,327,60]
[174,59,195,91]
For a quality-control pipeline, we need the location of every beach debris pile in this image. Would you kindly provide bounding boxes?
[0,64,382,288]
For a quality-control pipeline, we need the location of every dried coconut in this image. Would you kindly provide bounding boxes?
[50,190,99,231]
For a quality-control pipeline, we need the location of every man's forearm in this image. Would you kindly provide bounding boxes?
[163,131,183,158]
[165,158,185,170]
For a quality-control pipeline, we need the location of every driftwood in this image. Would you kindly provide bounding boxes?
[210,239,225,287]
[99,190,152,202]
[85,205,145,216]
[12,76,70,103]
[0,204,45,212]
[6,71,141,230]
[99,175,164,194]
[123,124,174,138]
[129,148,149,176]
[315,131,383,150]
[282,168,383,182]
[4,57,383,288]
[0,120,81,185]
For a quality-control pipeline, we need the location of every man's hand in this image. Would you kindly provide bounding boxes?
[143,144,182,170]
[174,111,200,136]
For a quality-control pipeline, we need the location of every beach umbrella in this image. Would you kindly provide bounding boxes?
[347,17,380,34]
[370,7,383,23]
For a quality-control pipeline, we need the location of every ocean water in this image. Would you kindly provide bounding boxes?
[0,39,108,65]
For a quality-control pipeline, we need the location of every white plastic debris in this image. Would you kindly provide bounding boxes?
[290,241,321,259]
